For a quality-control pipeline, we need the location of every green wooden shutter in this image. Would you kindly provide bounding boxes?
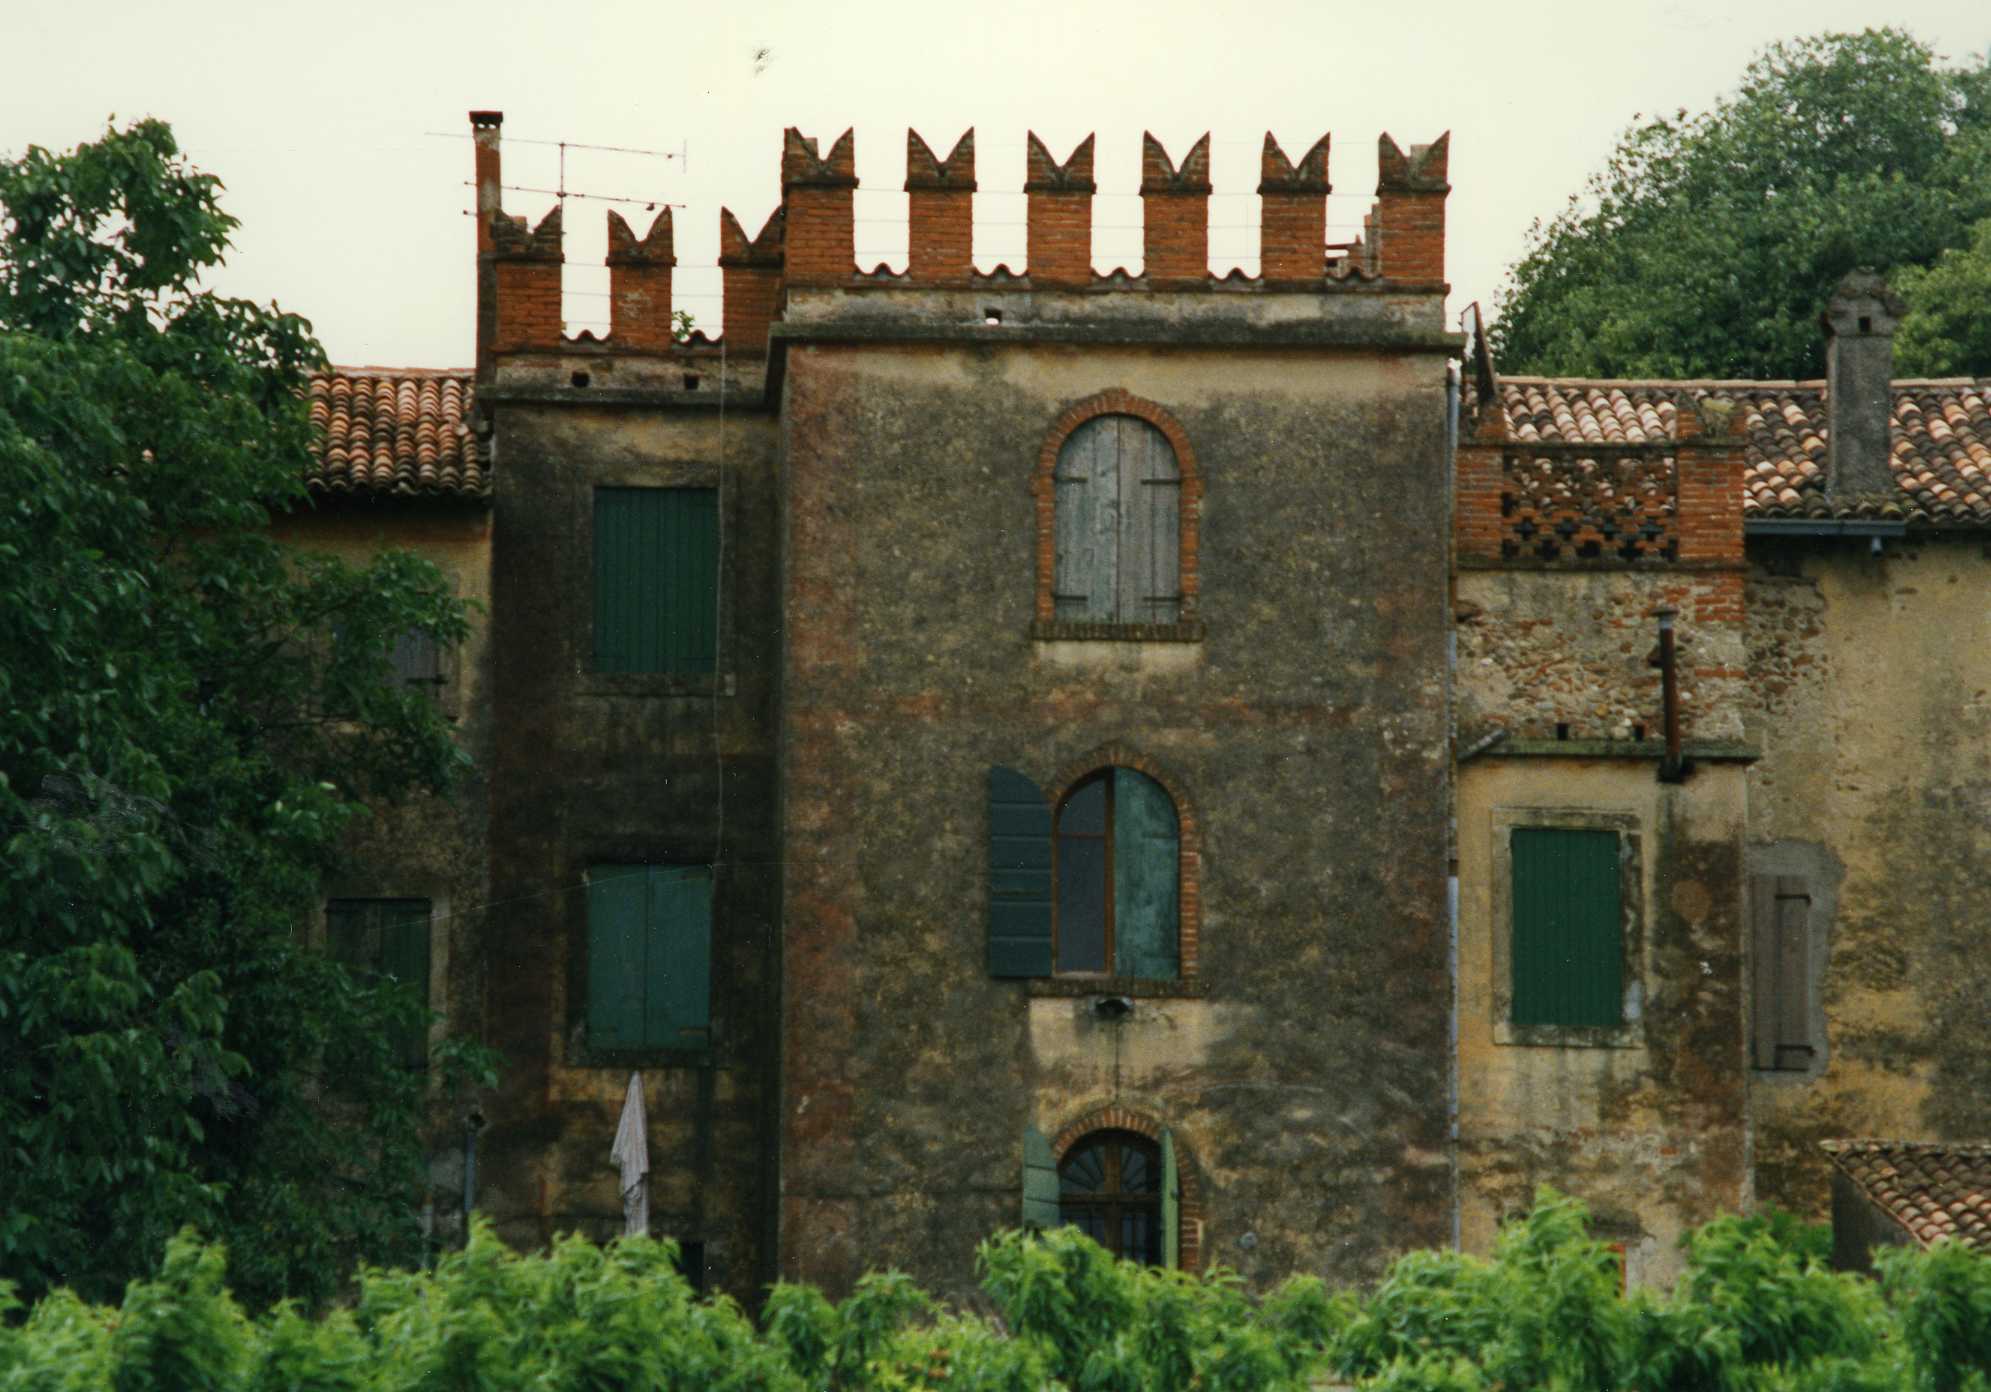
[1751,874,1814,1069]
[1119,419,1181,624]
[379,902,433,1070]
[647,866,713,1047]
[594,488,718,674]
[1161,1128,1180,1268]
[989,767,1054,977]
[1022,1125,1060,1229]
[589,867,651,1049]
[1511,828,1622,1028]
[1113,768,1180,980]
[1053,419,1119,619]
[326,900,431,1070]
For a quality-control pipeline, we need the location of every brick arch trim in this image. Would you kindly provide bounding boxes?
[1031,390,1203,625]
[1051,1105,1208,1273]
[1048,743,1202,983]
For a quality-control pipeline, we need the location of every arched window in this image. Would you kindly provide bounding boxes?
[1059,1130,1163,1264]
[1053,415,1181,624]
[1055,768,1178,978]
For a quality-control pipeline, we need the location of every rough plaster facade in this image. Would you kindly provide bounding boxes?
[301,116,1991,1303]
[1742,541,1991,1216]
[776,334,1455,1296]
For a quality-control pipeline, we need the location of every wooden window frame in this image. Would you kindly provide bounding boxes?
[1058,1129,1164,1264]
[1490,807,1644,1049]
[580,468,737,698]
[1054,770,1116,975]
[323,896,435,1071]
[1031,391,1204,642]
[1035,747,1199,989]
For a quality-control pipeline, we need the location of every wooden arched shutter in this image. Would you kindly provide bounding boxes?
[1053,416,1181,624]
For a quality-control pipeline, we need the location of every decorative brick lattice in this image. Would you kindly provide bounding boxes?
[1501,448,1678,563]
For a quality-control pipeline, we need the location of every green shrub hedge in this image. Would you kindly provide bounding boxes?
[2,1190,1986,1391]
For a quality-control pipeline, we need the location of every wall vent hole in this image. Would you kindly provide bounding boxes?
[983,308,1003,325]
[1555,722,1571,741]
[683,373,701,391]
[570,371,591,388]
[1633,724,1647,741]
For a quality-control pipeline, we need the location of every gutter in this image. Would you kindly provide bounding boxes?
[1745,518,1907,539]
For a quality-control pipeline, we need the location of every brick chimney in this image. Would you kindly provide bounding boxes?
[1822,270,1906,502]
[471,110,503,381]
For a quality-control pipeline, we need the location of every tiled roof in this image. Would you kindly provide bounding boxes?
[1823,1140,1991,1250]
[1498,378,1991,527]
[307,369,485,497]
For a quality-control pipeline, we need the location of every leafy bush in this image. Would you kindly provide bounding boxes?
[2,1193,1989,1391]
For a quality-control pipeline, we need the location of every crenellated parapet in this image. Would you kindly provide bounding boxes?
[782,128,857,288]
[469,112,1454,365]
[605,209,675,351]
[1371,132,1450,285]
[905,129,975,285]
[1024,133,1097,288]
[1140,133,1211,287]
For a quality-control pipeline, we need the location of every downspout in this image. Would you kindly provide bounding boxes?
[1444,357,1463,1251]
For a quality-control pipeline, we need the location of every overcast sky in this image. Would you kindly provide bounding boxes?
[8,0,1986,369]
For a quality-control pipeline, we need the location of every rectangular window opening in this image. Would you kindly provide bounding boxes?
[587,863,714,1052]
[326,897,433,1070]
[1510,827,1622,1030]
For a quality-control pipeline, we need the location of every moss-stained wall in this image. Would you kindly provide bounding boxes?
[1743,541,1991,1216]
[777,329,1454,1298]
[1455,757,1749,1287]
[481,370,784,1301]
[268,499,495,1240]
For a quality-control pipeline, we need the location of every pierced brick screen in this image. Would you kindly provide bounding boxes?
[1501,447,1678,563]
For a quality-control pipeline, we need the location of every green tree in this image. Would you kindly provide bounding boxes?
[1895,216,1991,376]
[1493,29,1991,380]
[0,120,483,1310]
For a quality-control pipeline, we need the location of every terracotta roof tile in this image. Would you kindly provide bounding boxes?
[307,368,485,498]
[1823,1140,1991,1251]
[1495,378,1991,528]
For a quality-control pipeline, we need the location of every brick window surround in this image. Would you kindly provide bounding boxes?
[1053,1106,1207,1273]
[1031,743,1203,990]
[1032,390,1204,641]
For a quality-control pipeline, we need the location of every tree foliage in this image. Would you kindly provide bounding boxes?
[1493,29,1991,380]
[2,1198,1989,1391]
[0,120,484,1311]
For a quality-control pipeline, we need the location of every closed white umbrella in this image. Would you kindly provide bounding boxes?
[610,1071,649,1237]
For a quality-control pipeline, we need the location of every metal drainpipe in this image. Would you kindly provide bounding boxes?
[462,1108,484,1243]
[1444,357,1463,1251]
[1655,609,1685,782]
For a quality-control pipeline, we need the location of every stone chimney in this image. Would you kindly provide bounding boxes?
[1822,270,1906,501]
[471,110,504,382]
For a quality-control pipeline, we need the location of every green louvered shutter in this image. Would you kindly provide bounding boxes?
[588,867,651,1049]
[379,902,433,1069]
[989,767,1054,977]
[1511,828,1622,1028]
[1022,1125,1060,1229]
[326,899,431,1070]
[594,487,718,674]
[648,866,713,1048]
[1161,1128,1180,1268]
[1113,768,1180,980]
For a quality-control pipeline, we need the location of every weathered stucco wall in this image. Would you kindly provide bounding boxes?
[1743,540,1991,1215]
[482,381,783,1300]
[1455,570,1746,744]
[1455,756,1749,1287]
[778,334,1454,1298]
[269,499,495,1240]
